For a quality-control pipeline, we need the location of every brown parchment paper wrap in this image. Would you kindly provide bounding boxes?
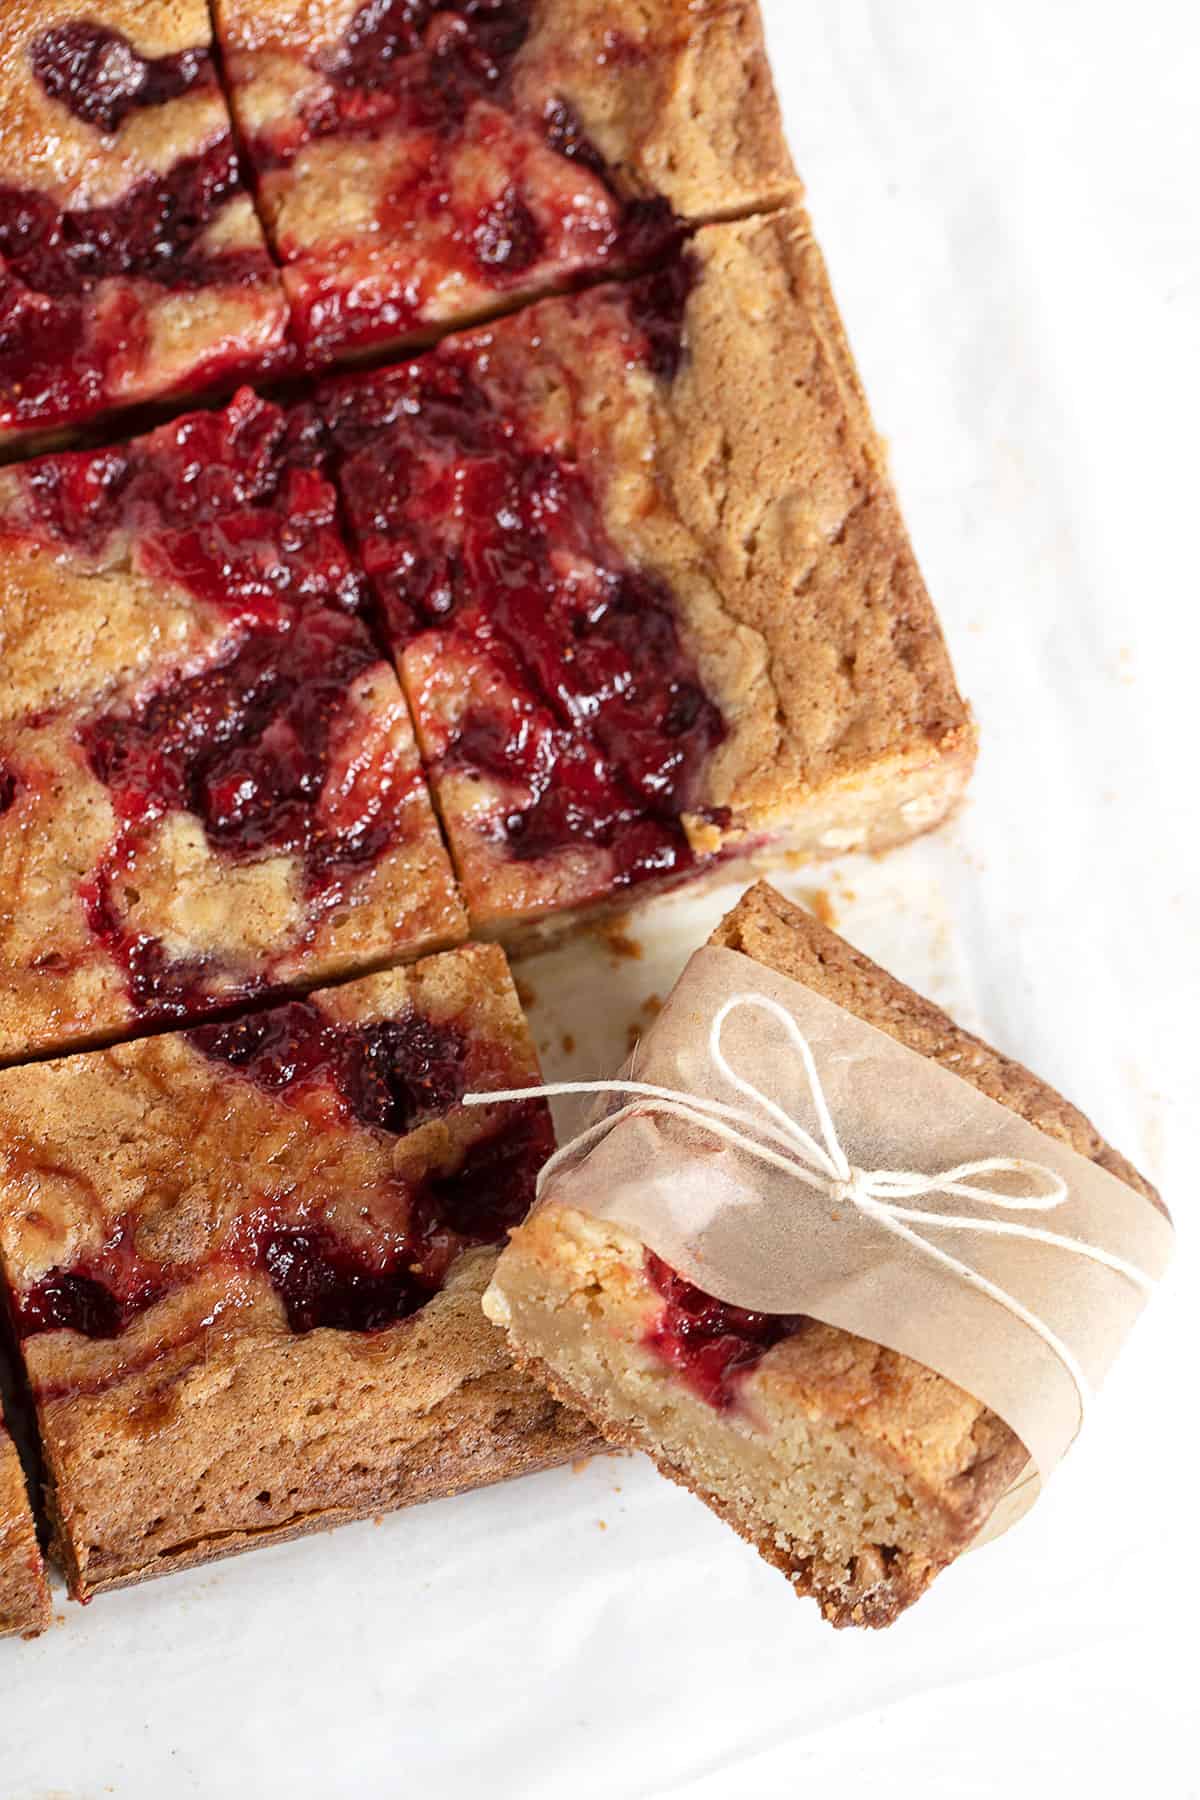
[540,947,1173,1517]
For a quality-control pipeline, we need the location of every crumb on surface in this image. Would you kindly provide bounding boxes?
[515,978,537,1010]
[800,887,838,928]
[572,1456,593,1475]
[560,1033,576,1055]
[641,994,663,1017]
[593,919,643,960]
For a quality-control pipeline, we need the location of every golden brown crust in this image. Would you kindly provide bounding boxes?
[41,1274,597,1598]
[0,944,593,1599]
[517,0,799,223]
[0,1422,51,1638]
[657,213,973,825]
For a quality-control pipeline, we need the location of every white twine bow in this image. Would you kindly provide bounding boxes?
[465,993,1156,1438]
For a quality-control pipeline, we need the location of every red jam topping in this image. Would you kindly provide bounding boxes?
[252,1224,433,1335]
[75,604,404,1019]
[0,142,265,300]
[0,135,274,431]
[31,22,214,134]
[315,0,531,117]
[643,1252,810,1410]
[15,992,551,1343]
[245,0,680,354]
[322,267,725,886]
[17,1218,166,1342]
[81,608,386,874]
[1,392,405,1022]
[251,1106,549,1333]
[13,394,357,621]
[190,1000,469,1135]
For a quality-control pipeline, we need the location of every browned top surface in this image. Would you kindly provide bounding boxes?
[0,406,466,1062]
[0,0,226,205]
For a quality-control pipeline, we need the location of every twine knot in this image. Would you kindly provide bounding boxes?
[465,991,1155,1435]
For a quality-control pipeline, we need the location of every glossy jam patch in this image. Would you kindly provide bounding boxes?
[321,261,728,894]
[14,996,551,1345]
[222,0,681,355]
[642,1252,810,1411]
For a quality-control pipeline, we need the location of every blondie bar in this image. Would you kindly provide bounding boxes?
[319,210,973,942]
[212,0,797,363]
[485,885,1163,1626]
[0,943,591,1599]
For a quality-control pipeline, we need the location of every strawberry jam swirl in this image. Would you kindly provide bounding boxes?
[1,22,275,432]
[15,997,553,1346]
[238,0,682,353]
[323,258,729,890]
[643,1253,811,1410]
[0,394,409,1020]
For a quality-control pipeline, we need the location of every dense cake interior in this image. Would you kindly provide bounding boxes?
[485,1203,1006,1627]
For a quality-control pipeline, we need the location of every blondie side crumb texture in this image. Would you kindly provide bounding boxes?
[0,944,594,1600]
[486,884,1163,1628]
[0,387,467,1064]
[211,0,798,363]
[0,0,290,450]
[0,1421,51,1637]
[318,208,973,944]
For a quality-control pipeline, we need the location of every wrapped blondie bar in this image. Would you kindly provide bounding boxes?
[484,884,1173,1627]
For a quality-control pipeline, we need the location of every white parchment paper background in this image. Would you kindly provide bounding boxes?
[2,1,1197,1793]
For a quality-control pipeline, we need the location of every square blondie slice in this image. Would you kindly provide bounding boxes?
[212,0,797,365]
[0,1420,51,1637]
[0,943,593,1600]
[319,209,974,945]
[0,0,289,450]
[0,387,466,1064]
[484,884,1164,1627]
